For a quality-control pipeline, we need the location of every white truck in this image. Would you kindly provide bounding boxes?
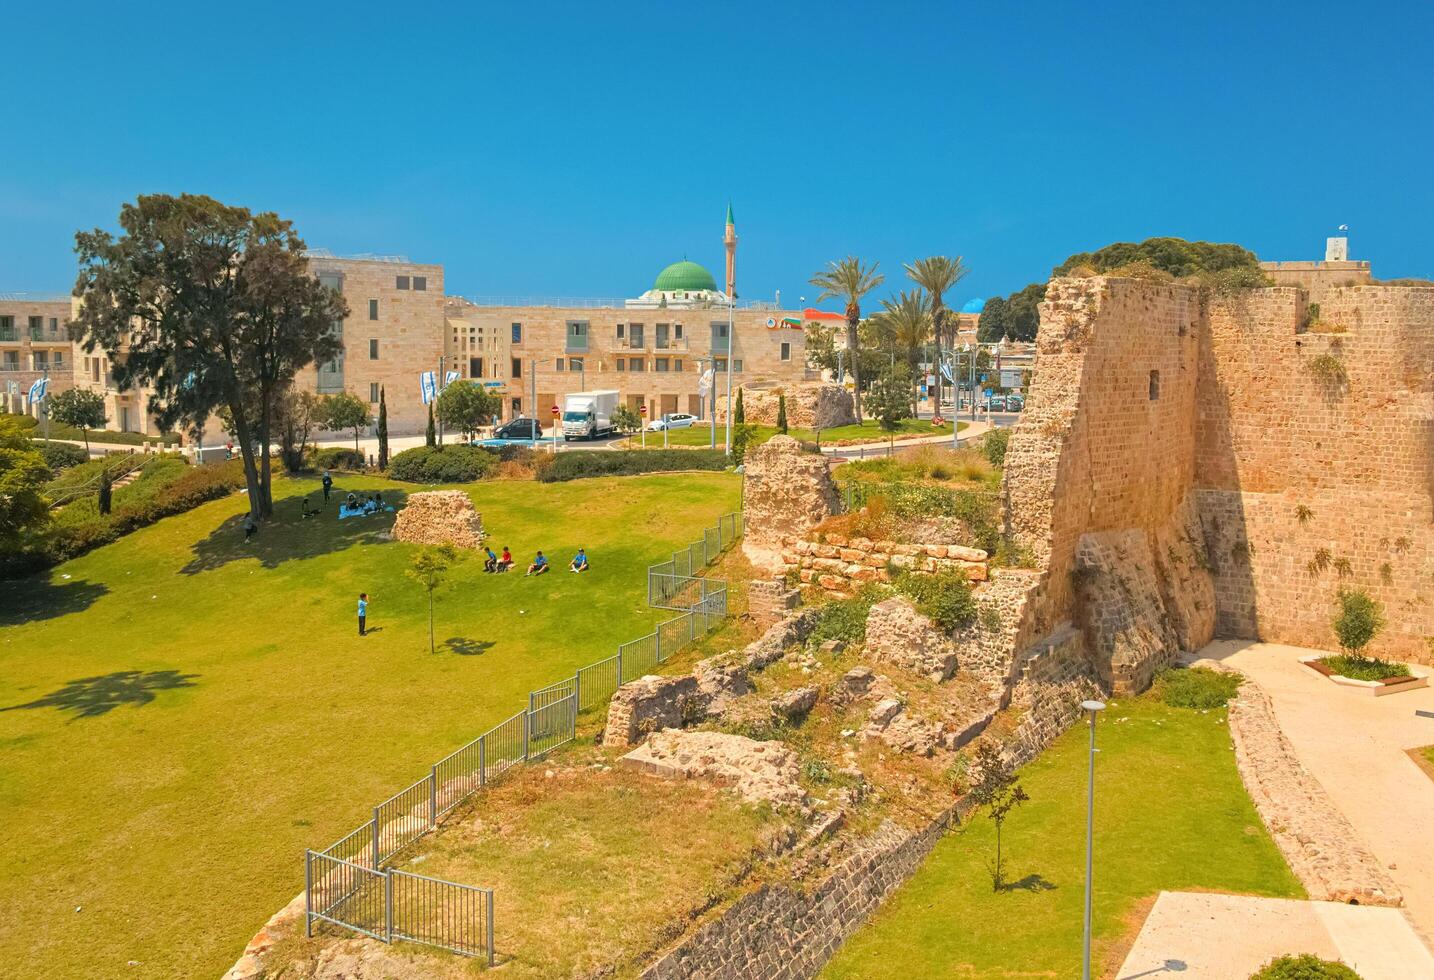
[561,390,619,441]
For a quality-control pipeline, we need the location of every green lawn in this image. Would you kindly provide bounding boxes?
[0,470,739,980]
[823,696,1303,979]
[631,417,966,448]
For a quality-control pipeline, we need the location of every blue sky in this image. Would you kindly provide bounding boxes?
[4,1,1432,307]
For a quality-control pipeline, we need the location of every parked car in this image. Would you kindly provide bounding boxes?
[492,417,543,441]
[988,395,1007,412]
[1006,394,1025,412]
[646,413,698,432]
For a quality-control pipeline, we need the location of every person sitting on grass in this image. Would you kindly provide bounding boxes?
[497,547,513,572]
[569,547,589,573]
[301,496,315,519]
[526,551,549,576]
[243,513,258,542]
[483,546,498,573]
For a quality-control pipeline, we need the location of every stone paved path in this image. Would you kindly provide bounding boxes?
[1118,891,1434,979]
[1195,640,1434,945]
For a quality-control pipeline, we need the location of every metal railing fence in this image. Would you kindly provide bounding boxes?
[304,510,741,960]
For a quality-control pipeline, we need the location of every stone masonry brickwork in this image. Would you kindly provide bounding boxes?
[778,534,988,595]
[1222,671,1402,906]
[742,436,840,573]
[390,491,485,550]
[714,381,857,430]
[863,596,959,681]
[603,674,703,748]
[746,579,802,630]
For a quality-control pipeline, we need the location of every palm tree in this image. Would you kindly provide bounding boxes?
[904,256,968,411]
[810,257,885,420]
[877,290,932,413]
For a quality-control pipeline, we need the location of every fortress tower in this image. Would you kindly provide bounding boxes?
[723,203,737,300]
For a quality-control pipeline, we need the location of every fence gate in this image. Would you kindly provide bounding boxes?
[389,869,495,963]
[306,851,388,942]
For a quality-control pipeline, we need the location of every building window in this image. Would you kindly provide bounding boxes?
[396,275,410,290]
[616,323,625,339]
[556,358,565,371]
[1149,370,1160,400]
[629,323,644,348]
[655,357,669,372]
[733,359,743,372]
[368,339,379,360]
[569,357,584,373]
[715,357,727,372]
[470,356,484,378]
[615,358,625,372]
[674,324,684,339]
[674,359,683,372]
[49,318,58,335]
[511,357,523,378]
[413,276,427,291]
[368,299,378,320]
[566,320,589,352]
[0,316,13,340]
[780,342,791,361]
[511,323,522,344]
[369,383,380,402]
[710,321,729,353]
[629,358,645,372]
[29,316,43,340]
[655,323,669,349]
[511,397,521,416]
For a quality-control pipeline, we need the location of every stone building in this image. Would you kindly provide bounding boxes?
[1260,235,1374,304]
[0,294,74,415]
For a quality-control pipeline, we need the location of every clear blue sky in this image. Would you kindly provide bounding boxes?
[4,1,1432,307]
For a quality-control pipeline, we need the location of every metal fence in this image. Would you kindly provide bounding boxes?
[304,510,742,961]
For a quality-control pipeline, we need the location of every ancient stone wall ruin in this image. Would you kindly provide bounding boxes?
[741,436,840,573]
[391,490,486,550]
[778,533,988,595]
[716,381,856,430]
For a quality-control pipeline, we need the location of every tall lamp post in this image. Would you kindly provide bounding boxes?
[1081,698,1106,980]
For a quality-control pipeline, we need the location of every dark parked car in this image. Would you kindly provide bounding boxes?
[493,418,542,440]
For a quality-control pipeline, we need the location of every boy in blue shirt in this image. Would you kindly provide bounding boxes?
[526,552,549,576]
[358,593,369,636]
[569,548,589,573]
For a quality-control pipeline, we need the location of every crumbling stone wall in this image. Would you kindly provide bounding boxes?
[391,490,485,550]
[779,533,988,595]
[742,436,839,573]
[603,675,702,748]
[864,597,958,681]
[747,579,802,630]
[716,381,856,430]
[1008,626,1102,767]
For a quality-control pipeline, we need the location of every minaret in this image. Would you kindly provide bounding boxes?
[723,202,737,300]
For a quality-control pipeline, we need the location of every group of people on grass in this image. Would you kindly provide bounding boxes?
[482,545,588,575]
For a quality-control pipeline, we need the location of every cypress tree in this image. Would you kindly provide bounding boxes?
[377,387,390,469]
[734,387,745,424]
[776,393,788,433]
[425,403,436,447]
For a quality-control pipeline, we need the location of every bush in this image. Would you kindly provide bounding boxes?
[539,449,728,483]
[1321,654,1410,682]
[894,568,977,632]
[1154,666,1242,709]
[310,446,367,472]
[387,444,496,483]
[809,586,889,647]
[1249,953,1362,979]
[1332,587,1384,655]
[981,427,1010,468]
[37,441,89,471]
[5,413,39,431]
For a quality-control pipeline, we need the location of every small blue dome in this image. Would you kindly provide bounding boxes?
[960,296,986,314]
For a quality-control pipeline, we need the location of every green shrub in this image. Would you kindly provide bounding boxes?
[1249,953,1362,979]
[809,586,889,647]
[387,445,497,483]
[1321,654,1410,682]
[1332,587,1384,655]
[1154,666,1242,709]
[539,449,728,483]
[981,427,1010,468]
[310,446,367,472]
[5,413,40,431]
[37,441,89,471]
[895,569,976,632]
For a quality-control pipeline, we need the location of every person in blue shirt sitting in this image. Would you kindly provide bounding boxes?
[569,548,589,573]
[526,551,549,576]
[483,546,498,573]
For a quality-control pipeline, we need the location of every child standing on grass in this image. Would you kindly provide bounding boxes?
[358,593,369,636]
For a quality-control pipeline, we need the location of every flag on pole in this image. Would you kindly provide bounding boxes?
[420,371,438,404]
[698,369,714,398]
[27,377,50,403]
[444,370,460,388]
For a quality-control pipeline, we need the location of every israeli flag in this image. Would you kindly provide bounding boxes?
[420,371,438,404]
[27,376,50,403]
[444,370,460,388]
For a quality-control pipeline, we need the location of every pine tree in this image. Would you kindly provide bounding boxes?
[377,387,390,470]
[734,387,745,424]
[776,392,788,433]
[425,403,436,447]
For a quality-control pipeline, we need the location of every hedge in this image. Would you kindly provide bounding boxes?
[387,444,497,483]
[538,449,729,483]
[37,441,89,471]
[311,446,368,471]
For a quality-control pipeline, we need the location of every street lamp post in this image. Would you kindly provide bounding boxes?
[1081,699,1106,980]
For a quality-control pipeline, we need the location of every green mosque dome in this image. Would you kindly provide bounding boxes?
[653,260,718,293]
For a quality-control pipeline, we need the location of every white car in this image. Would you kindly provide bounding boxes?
[646,413,698,431]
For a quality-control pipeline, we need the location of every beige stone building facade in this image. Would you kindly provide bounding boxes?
[0,294,74,415]
[1260,236,1374,304]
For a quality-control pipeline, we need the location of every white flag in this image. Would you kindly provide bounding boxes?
[444,370,460,388]
[420,371,437,404]
[697,369,714,398]
[27,377,49,403]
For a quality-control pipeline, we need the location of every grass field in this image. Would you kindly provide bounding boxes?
[630,417,966,448]
[822,696,1303,979]
[0,470,739,979]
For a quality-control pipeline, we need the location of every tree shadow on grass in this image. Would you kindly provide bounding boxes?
[0,578,109,627]
[179,488,409,576]
[2,669,198,719]
[996,872,1057,894]
[444,637,495,656]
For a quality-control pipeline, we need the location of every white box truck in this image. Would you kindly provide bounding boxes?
[562,390,619,441]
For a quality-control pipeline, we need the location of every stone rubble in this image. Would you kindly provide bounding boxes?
[621,730,807,809]
[864,596,959,681]
[390,490,485,550]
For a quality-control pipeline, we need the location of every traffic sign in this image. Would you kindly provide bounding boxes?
[551,405,560,416]
[640,404,648,415]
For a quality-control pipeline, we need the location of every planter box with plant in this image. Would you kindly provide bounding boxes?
[1302,588,1428,696]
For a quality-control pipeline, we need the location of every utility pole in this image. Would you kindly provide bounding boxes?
[42,366,51,446]
[529,358,537,448]
[436,354,446,446]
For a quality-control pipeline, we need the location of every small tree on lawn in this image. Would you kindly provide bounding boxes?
[612,403,641,434]
[436,380,501,442]
[867,362,914,455]
[734,386,745,424]
[426,404,436,447]
[377,387,390,470]
[1333,587,1385,662]
[776,392,788,433]
[408,544,461,655]
[320,392,372,455]
[48,388,107,451]
[968,740,1029,891]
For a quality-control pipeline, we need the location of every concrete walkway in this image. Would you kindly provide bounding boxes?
[1195,640,1434,944]
[1118,892,1434,979]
